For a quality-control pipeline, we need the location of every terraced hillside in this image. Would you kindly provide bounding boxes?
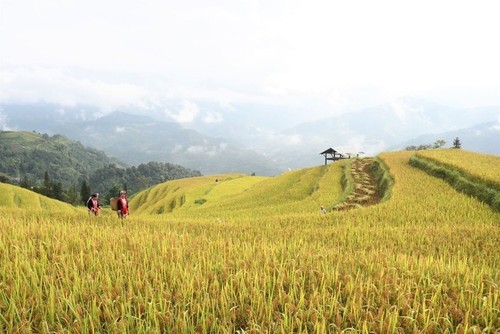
[410,149,500,211]
[0,182,78,213]
[130,173,264,215]
[415,149,500,185]
[131,162,345,217]
[1,150,499,333]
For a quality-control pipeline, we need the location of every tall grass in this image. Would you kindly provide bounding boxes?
[0,183,77,213]
[415,149,500,188]
[410,153,500,211]
[132,164,344,218]
[1,151,499,333]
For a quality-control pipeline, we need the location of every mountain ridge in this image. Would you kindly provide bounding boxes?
[1,99,498,174]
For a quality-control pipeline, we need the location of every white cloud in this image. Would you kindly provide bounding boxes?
[168,101,200,124]
[219,142,228,151]
[388,100,425,123]
[186,145,204,155]
[185,142,227,156]
[171,144,183,154]
[115,126,126,133]
[1,0,500,128]
[203,111,224,124]
[0,66,149,113]
[186,144,218,157]
[0,113,11,130]
[493,116,500,131]
[265,133,303,147]
[288,134,302,145]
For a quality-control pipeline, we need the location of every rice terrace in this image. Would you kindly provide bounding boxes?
[0,149,499,333]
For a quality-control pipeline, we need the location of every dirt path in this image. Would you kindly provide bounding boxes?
[334,158,381,210]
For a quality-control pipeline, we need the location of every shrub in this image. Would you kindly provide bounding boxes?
[194,198,207,205]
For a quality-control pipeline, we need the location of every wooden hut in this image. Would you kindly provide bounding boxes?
[319,148,345,165]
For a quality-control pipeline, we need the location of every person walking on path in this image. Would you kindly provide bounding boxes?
[117,190,129,219]
[87,193,101,216]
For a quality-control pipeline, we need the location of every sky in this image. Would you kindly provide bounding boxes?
[1,0,500,127]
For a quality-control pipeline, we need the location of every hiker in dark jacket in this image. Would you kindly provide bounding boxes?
[87,193,101,216]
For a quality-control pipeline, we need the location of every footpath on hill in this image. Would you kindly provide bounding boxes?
[335,158,381,210]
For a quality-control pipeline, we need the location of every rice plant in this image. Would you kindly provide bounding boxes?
[0,151,499,333]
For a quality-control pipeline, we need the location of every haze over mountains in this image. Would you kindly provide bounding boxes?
[1,97,498,175]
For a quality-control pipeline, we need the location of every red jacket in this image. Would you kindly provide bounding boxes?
[117,198,128,214]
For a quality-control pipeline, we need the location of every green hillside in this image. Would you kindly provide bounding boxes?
[0,130,123,186]
[0,130,202,204]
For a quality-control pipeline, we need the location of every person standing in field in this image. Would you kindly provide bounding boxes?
[87,193,101,216]
[117,190,129,219]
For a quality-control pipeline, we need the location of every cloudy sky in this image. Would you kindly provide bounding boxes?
[1,0,500,127]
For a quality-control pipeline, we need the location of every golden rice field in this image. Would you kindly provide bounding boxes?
[0,151,499,333]
[131,163,344,217]
[0,183,77,213]
[416,149,500,187]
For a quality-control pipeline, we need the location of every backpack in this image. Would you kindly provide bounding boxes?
[110,197,118,211]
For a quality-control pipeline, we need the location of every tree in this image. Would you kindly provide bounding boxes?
[66,184,80,205]
[453,137,462,149]
[417,144,432,150]
[433,139,446,149]
[106,185,121,205]
[137,176,149,190]
[80,179,91,204]
[0,173,10,184]
[20,175,31,188]
[51,182,64,201]
[42,171,51,196]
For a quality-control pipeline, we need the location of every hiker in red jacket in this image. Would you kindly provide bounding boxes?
[117,190,129,218]
[87,193,101,216]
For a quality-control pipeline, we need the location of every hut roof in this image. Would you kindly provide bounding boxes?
[319,148,338,155]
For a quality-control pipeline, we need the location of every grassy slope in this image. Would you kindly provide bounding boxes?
[130,162,345,217]
[129,174,257,215]
[416,149,500,185]
[0,183,78,212]
[349,151,499,224]
[131,150,500,222]
[1,130,40,146]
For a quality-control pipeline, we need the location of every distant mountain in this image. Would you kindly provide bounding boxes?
[259,98,500,168]
[0,102,100,127]
[52,111,282,176]
[0,104,283,175]
[392,121,500,155]
[1,99,498,173]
